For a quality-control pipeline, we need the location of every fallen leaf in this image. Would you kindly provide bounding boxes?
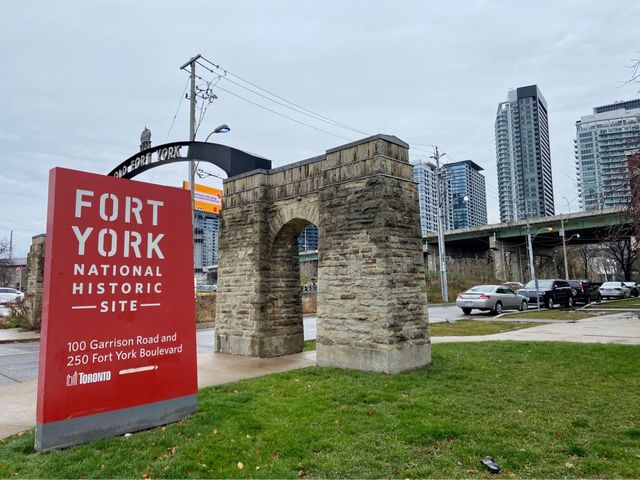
[237,462,244,470]
[565,462,574,469]
[272,451,280,460]
[465,468,479,473]
[298,470,307,477]
[517,409,523,415]
[335,419,340,425]
[213,429,218,435]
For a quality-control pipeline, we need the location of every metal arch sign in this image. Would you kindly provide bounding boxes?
[108,141,272,179]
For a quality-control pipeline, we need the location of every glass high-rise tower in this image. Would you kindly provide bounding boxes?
[495,85,554,221]
[443,160,488,229]
[575,99,640,211]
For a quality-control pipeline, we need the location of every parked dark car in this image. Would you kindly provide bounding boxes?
[517,279,574,309]
[623,282,639,297]
[567,280,602,305]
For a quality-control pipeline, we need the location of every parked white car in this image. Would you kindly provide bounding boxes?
[456,284,528,315]
[598,282,631,299]
[0,287,24,304]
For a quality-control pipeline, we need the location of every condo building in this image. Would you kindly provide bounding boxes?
[495,85,554,221]
[575,99,640,210]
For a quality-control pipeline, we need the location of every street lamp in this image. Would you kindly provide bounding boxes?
[560,195,579,280]
[561,231,580,281]
[204,124,231,142]
[526,224,553,310]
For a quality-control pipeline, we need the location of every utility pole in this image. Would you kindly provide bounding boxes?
[180,54,202,226]
[561,214,569,281]
[431,146,448,303]
[523,199,541,310]
[525,219,540,310]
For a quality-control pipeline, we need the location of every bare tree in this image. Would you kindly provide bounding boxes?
[602,232,637,281]
[0,238,11,286]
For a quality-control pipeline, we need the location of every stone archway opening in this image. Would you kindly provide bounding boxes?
[263,218,314,356]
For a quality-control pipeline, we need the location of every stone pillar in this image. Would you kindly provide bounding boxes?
[316,137,430,374]
[489,236,507,282]
[24,234,46,330]
[214,172,281,356]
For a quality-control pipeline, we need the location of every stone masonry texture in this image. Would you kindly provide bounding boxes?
[215,135,431,374]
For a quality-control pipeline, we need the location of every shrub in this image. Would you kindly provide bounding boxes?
[302,292,317,314]
[6,295,40,330]
[196,294,216,324]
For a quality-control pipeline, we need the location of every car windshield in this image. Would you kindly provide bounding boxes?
[467,285,495,293]
[523,280,553,289]
[623,282,636,286]
[601,282,620,287]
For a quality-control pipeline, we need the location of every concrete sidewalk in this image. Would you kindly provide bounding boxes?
[0,328,40,344]
[433,312,640,344]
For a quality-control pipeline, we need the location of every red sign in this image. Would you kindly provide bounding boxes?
[36,168,197,448]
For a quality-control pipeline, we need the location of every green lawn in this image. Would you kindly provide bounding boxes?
[593,298,640,308]
[429,320,543,336]
[505,310,600,320]
[0,342,638,478]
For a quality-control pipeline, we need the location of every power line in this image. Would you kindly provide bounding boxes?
[194,57,443,149]
[199,56,371,137]
[165,77,190,142]
[211,81,354,142]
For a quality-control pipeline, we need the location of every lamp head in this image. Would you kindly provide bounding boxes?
[213,124,230,134]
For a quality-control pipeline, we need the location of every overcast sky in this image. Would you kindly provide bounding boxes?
[2,0,639,257]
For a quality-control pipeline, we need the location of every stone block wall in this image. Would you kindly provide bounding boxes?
[24,234,46,329]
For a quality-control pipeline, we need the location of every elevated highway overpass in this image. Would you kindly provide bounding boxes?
[423,207,633,281]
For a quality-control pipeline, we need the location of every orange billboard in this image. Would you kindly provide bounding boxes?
[182,182,222,214]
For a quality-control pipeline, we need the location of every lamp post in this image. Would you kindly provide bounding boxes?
[526,223,553,310]
[560,195,577,280]
[431,147,448,303]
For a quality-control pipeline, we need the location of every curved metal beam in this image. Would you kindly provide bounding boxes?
[108,141,272,179]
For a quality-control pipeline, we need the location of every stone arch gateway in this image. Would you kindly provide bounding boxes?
[215,135,431,374]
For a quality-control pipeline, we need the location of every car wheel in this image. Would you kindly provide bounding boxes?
[566,296,574,308]
[493,301,503,315]
[462,308,472,315]
[519,300,528,311]
[596,294,602,303]
[546,296,554,309]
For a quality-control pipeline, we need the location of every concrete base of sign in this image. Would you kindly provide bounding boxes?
[316,343,431,374]
[215,332,304,357]
[35,394,197,451]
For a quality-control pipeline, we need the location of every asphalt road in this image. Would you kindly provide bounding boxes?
[0,304,517,387]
